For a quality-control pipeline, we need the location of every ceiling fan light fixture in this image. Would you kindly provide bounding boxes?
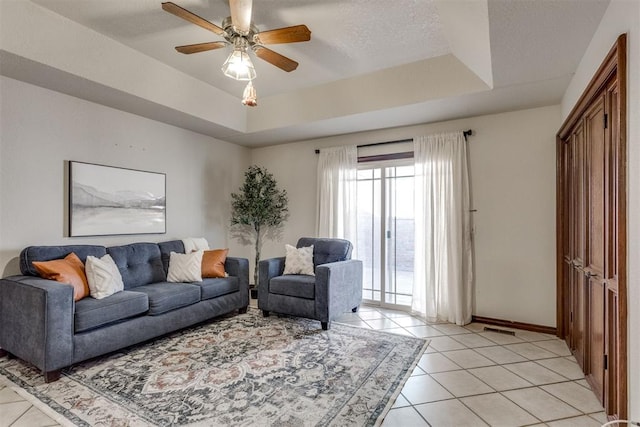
[222,38,256,81]
[242,80,257,107]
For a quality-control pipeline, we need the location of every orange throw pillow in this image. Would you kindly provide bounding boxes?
[202,249,228,278]
[33,253,90,301]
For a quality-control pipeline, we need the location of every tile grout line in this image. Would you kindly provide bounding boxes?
[2,304,601,427]
[431,341,596,424]
[350,305,605,427]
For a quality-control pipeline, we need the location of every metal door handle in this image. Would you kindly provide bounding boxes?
[584,271,599,279]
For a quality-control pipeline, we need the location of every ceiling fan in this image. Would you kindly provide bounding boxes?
[161,1,311,83]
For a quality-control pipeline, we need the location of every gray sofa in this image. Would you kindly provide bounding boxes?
[258,237,363,330]
[0,240,249,382]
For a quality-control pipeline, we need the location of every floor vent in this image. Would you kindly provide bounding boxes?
[483,326,516,336]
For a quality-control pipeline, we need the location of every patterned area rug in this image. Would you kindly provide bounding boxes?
[0,309,428,426]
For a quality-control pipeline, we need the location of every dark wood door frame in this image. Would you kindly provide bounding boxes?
[556,34,627,419]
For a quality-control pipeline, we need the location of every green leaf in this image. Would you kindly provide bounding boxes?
[230,166,289,284]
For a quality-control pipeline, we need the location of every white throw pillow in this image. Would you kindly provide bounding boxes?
[167,250,203,282]
[283,244,315,276]
[182,237,209,253]
[85,254,124,299]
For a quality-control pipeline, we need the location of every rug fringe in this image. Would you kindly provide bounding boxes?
[0,374,77,427]
[373,338,431,426]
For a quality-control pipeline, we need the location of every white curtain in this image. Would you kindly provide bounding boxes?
[316,145,358,245]
[412,131,473,325]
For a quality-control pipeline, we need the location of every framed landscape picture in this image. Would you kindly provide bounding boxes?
[69,161,166,237]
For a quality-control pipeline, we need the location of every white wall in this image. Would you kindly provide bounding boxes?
[0,76,251,277]
[560,0,639,418]
[252,105,560,328]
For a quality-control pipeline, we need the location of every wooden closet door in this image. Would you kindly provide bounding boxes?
[570,124,587,370]
[604,77,621,414]
[584,94,606,402]
[557,34,626,419]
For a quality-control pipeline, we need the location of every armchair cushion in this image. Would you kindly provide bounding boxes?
[269,275,315,299]
[296,238,352,266]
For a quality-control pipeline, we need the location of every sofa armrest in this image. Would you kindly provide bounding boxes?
[0,276,74,374]
[315,260,363,322]
[258,257,286,309]
[225,257,250,306]
[225,257,249,289]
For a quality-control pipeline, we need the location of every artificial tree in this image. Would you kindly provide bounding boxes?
[230,165,289,286]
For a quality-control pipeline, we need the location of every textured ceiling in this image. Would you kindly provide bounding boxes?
[488,0,610,86]
[30,0,451,98]
[1,0,610,146]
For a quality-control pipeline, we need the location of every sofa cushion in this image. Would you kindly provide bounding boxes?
[182,237,209,253]
[85,254,124,300]
[33,253,90,301]
[269,275,315,299]
[158,240,185,275]
[167,251,203,283]
[107,243,166,289]
[297,238,352,266]
[202,249,228,278]
[131,282,201,315]
[198,277,239,300]
[20,245,107,277]
[74,290,149,333]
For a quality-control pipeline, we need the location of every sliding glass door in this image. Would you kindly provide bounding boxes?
[356,163,415,308]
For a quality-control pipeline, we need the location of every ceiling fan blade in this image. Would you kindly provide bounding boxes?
[230,0,252,35]
[253,46,299,72]
[161,2,225,36]
[175,41,228,54]
[254,25,311,44]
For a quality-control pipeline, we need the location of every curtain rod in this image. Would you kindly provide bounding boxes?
[314,129,473,154]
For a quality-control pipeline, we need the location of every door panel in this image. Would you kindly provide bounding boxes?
[604,77,620,414]
[357,164,415,308]
[356,169,382,302]
[589,281,606,400]
[584,95,606,401]
[571,123,587,369]
[557,34,626,419]
[384,166,415,306]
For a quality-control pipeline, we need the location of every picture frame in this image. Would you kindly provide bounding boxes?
[69,161,166,237]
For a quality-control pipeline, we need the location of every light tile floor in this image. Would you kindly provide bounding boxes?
[332,305,607,427]
[0,304,607,427]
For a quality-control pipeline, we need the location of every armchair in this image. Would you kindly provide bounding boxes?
[258,237,363,330]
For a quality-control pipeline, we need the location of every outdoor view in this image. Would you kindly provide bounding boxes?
[356,165,415,307]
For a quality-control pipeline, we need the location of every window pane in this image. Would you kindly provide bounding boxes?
[356,169,381,301]
[356,163,414,308]
[357,169,372,180]
[385,167,414,308]
[396,165,414,177]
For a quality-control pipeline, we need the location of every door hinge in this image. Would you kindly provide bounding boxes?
[604,113,608,129]
[570,311,573,322]
[604,354,608,370]
[386,230,391,239]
